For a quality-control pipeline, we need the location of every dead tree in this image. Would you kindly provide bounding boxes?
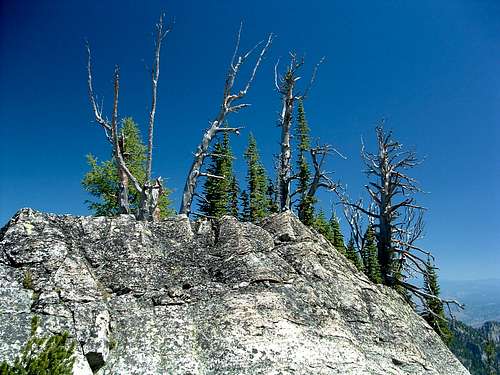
[275,54,323,211]
[179,25,273,216]
[338,125,463,311]
[86,14,171,221]
[341,125,427,283]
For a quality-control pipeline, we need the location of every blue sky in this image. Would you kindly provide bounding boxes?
[1,1,499,280]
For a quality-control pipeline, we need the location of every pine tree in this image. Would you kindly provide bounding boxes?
[266,178,279,214]
[329,214,346,255]
[295,100,315,225]
[313,210,335,243]
[345,237,363,270]
[362,225,383,283]
[244,134,269,222]
[199,132,235,218]
[229,176,240,218]
[0,316,75,374]
[240,190,250,222]
[82,118,172,218]
[422,259,453,345]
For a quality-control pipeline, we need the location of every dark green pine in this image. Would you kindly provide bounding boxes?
[295,100,316,225]
[345,237,363,270]
[362,225,383,284]
[244,134,269,222]
[329,214,346,255]
[422,259,453,344]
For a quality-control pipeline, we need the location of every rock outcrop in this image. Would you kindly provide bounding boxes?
[0,208,469,374]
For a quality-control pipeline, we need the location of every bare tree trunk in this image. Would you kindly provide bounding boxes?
[275,55,324,211]
[278,86,294,210]
[179,26,273,216]
[86,14,171,221]
[146,15,169,182]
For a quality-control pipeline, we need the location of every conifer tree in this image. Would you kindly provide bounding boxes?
[266,178,279,214]
[345,237,363,270]
[422,259,453,344]
[199,132,235,218]
[0,316,75,374]
[295,100,315,225]
[240,190,250,221]
[329,214,346,255]
[313,210,335,243]
[229,176,240,218]
[244,134,269,222]
[362,225,383,283]
[82,118,172,218]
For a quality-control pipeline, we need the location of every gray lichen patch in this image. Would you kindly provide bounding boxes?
[0,209,469,374]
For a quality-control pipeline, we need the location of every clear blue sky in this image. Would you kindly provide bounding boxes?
[1,1,499,280]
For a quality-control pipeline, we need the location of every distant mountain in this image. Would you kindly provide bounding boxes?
[441,279,500,327]
[449,320,500,375]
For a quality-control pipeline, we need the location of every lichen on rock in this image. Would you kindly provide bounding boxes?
[0,208,469,374]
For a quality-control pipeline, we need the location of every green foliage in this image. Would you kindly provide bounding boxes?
[240,190,250,222]
[485,340,497,375]
[361,225,383,284]
[229,176,240,218]
[82,118,172,218]
[313,210,335,243]
[329,214,346,255]
[345,237,363,270]
[22,271,33,290]
[448,320,500,375]
[266,178,279,214]
[0,316,75,375]
[244,134,269,222]
[295,100,315,225]
[422,259,452,345]
[199,133,235,218]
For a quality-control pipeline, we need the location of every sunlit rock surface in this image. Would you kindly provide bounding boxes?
[0,208,469,374]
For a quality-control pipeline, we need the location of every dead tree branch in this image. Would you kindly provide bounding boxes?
[179,26,273,216]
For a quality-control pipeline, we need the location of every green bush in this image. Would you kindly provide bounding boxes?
[0,316,75,375]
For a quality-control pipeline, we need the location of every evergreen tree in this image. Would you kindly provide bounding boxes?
[345,237,363,270]
[0,316,75,375]
[422,259,453,345]
[313,210,335,243]
[82,118,172,218]
[329,214,346,255]
[229,176,240,218]
[362,225,383,283]
[266,178,279,214]
[295,100,315,225]
[199,132,235,218]
[240,190,250,222]
[244,134,269,222]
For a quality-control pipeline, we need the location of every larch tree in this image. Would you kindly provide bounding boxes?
[244,134,269,222]
[86,14,171,221]
[180,25,273,216]
[82,118,172,217]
